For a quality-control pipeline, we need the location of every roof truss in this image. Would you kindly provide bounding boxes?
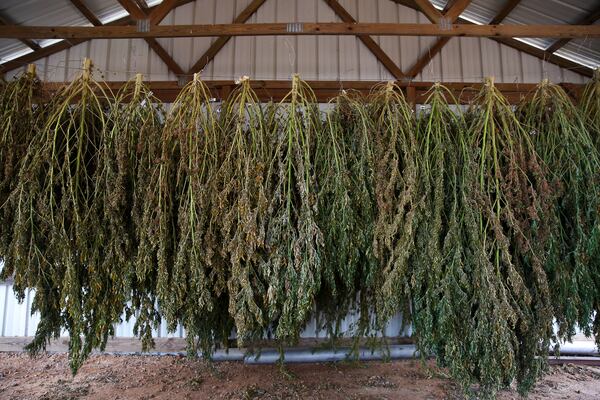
[0,0,596,79]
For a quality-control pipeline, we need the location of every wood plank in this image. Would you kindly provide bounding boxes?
[546,4,600,53]
[103,0,185,76]
[444,0,471,21]
[148,0,179,25]
[407,0,471,78]
[0,13,40,51]
[325,0,405,79]
[0,23,598,39]
[392,0,593,77]
[489,0,521,25]
[117,0,147,20]
[0,0,196,74]
[35,79,585,104]
[69,0,102,26]
[413,0,441,23]
[187,0,267,74]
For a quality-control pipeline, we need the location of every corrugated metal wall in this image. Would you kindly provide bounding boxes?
[0,281,408,339]
[4,0,588,84]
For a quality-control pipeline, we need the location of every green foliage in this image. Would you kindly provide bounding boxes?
[519,81,600,345]
[2,68,600,399]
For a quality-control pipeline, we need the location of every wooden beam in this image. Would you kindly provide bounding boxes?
[392,0,592,77]
[324,0,405,80]
[1,23,599,39]
[444,0,471,21]
[148,0,179,25]
[407,0,471,78]
[0,13,40,51]
[113,0,186,76]
[188,0,266,74]
[145,37,185,75]
[70,0,102,26]
[117,0,147,20]
[0,0,195,74]
[413,0,441,23]
[546,4,600,54]
[489,0,521,25]
[36,79,586,104]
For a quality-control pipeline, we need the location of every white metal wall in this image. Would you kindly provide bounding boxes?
[0,281,408,339]
[4,0,588,84]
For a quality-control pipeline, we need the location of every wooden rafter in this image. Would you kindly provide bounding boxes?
[36,78,587,104]
[117,0,185,76]
[389,0,593,77]
[546,4,600,54]
[148,0,179,25]
[325,0,405,79]
[187,0,266,74]
[117,0,147,20]
[407,0,471,78]
[0,0,195,74]
[489,0,521,25]
[0,23,598,39]
[413,0,441,23]
[69,0,102,26]
[0,13,40,51]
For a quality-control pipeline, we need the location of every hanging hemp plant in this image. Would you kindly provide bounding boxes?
[409,84,472,371]
[314,91,378,340]
[103,74,165,352]
[9,58,112,374]
[146,73,232,358]
[262,74,323,344]
[0,64,41,270]
[580,69,600,150]
[368,82,421,326]
[215,77,273,345]
[519,81,600,344]
[455,78,555,397]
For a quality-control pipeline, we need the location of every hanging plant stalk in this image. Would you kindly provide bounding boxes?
[315,91,378,340]
[457,78,554,397]
[409,84,471,369]
[368,82,421,326]
[215,77,273,345]
[10,58,112,373]
[262,74,323,344]
[104,74,164,352]
[0,64,41,274]
[147,73,231,358]
[580,69,600,150]
[519,80,600,344]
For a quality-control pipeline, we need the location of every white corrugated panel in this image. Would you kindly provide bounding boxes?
[0,282,408,339]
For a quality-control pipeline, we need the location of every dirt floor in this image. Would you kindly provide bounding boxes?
[1,353,600,399]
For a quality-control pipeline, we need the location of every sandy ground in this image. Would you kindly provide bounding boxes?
[1,353,600,399]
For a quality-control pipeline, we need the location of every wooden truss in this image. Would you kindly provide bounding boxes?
[0,0,598,79]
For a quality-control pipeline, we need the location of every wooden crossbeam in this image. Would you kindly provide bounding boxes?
[0,13,40,51]
[36,79,586,104]
[407,0,471,78]
[325,0,405,80]
[546,4,600,54]
[0,23,598,39]
[188,0,266,74]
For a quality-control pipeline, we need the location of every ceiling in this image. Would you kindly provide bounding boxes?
[0,0,598,73]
